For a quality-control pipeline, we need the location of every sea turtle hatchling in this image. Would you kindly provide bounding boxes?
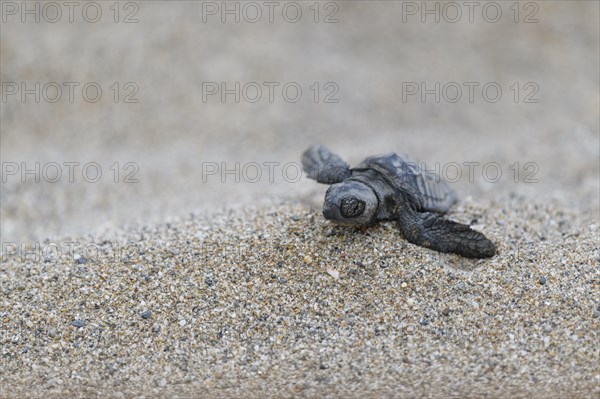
[302,145,496,258]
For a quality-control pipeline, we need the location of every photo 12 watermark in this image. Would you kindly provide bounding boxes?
[1,240,142,264]
[1,1,140,23]
[1,82,140,104]
[201,81,339,103]
[402,82,539,104]
[1,162,140,184]
[201,161,303,183]
[200,1,339,23]
[199,161,540,184]
[399,1,539,24]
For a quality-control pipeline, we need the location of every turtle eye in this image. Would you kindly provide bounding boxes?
[340,196,366,218]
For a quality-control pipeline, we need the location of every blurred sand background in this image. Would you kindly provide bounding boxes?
[1,1,599,398]
[1,0,598,241]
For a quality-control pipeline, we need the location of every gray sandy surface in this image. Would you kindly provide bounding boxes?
[1,1,599,398]
[2,201,600,398]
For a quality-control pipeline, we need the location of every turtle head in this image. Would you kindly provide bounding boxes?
[323,181,378,226]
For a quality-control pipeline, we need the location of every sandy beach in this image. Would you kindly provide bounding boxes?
[1,199,599,398]
[1,1,599,398]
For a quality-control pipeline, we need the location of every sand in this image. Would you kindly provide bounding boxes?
[1,198,599,398]
[1,1,599,398]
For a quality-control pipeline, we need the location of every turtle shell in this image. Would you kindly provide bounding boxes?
[353,153,458,213]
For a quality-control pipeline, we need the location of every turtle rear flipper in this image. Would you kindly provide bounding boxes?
[398,210,496,258]
[302,145,352,184]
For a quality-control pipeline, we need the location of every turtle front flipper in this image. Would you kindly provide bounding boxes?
[302,145,352,184]
[397,209,496,258]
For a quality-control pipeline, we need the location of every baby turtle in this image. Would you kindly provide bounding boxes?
[302,145,496,258]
